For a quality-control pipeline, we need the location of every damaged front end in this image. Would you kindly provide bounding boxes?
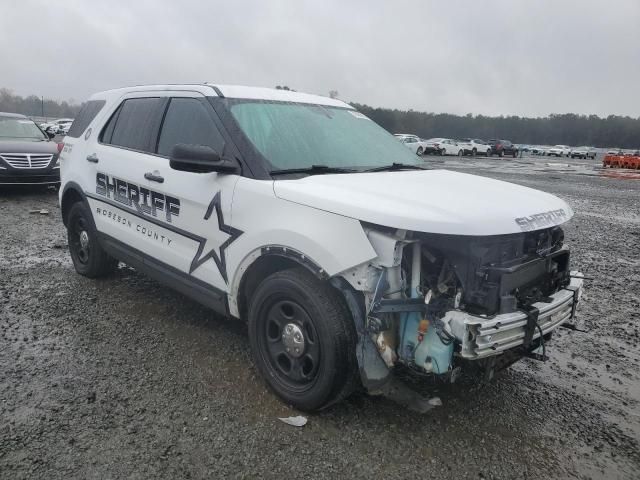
[336,224,584,391]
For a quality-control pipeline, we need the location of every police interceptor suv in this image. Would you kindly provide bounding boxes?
[59,84,584,411]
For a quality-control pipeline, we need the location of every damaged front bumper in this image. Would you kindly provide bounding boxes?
[446,274,583,359]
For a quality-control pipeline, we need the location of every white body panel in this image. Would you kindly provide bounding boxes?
[273,169,573,235]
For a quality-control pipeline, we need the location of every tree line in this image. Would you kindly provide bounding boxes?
[353,103,640,148]
[1,87,638,147]
[0,88,82,119]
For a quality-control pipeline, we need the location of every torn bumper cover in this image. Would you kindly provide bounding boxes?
[446,274,583,359]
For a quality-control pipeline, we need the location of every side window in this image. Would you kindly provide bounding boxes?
[157,98,225,157]
[103,97,162,152]
[67,100,106,138]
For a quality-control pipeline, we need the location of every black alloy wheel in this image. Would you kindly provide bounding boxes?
[248,268,358,411]
[67,202,117,277]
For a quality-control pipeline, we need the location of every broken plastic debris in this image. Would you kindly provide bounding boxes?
[428,397,442,407]
[278,415,307,427]
[29,209,49,215]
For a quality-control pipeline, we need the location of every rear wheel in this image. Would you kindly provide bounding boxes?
[248,268,359,411]
[67,202,118,277]
[471,148,477,157]
[499,150,504,158]
[457,150,463,157]
[512,151,517,158]
[486,149,491,156]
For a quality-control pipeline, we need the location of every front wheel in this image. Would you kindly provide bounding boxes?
[471,148,477,157]
[67,202,118,278]
[248,268,359,411]
[416,147,423,156]
[457,150,463,157]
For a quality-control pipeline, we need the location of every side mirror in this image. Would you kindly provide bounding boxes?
[46,130,55,140]
[169,144,239,174]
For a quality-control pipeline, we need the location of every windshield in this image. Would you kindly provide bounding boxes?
[0,116,46,140]
[229,101,420,170]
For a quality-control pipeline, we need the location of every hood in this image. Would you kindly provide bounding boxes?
[273,169,573,236]
[0,139,58,155]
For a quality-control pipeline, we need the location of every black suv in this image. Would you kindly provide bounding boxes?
[0,112,61,185]
[488,139,518,158]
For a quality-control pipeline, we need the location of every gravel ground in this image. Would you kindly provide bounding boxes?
[1,157,639,479]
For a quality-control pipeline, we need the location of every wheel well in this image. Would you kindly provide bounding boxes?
[237,252,332,320]
[61,187,84,227]
[237,255,302,319]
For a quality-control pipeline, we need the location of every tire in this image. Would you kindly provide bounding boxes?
[486,149,491,157]
[498,150,504,158]
[67,202,118,278]
[416,147,423,156]
[457,150,463,157]
[512,151,517,158]
[439,149,445,156]
[248,268,359,411]
[471,148,477,157]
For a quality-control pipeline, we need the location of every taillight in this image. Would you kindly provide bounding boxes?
[57,142,64,153]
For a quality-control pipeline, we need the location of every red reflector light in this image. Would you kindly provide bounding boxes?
[57,143,64,153]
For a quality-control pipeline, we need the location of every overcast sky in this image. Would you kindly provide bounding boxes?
[2,0,639,117]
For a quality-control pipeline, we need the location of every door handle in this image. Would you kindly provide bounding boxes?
[86,154,99,163]
[144,172,164,183]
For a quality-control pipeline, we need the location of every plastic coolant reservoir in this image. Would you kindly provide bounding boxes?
[400,312,454,374]
[413,323,454,374]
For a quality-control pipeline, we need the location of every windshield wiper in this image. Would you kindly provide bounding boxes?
[270,165,357,176]
[362,162,429,173]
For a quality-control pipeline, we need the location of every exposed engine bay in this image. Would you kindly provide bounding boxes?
[338,224,584,389]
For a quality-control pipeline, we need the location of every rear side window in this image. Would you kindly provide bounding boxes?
[66,100,105,138]
[102,97,163,152]
[157,98,225,157]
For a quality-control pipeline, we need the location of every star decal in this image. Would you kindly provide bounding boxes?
[189,191,243,283]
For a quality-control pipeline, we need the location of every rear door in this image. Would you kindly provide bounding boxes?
[86,95,167,257]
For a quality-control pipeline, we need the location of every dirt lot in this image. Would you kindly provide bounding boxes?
[1,156,639,479]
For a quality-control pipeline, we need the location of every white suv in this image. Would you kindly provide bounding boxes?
[58,84,583,411]
[394,134,428,155]
[548,145,572,157]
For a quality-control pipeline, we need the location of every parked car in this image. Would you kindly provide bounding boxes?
[394,134,429,156]
[459,138,491,156]
[40,118,74,135]
[421,138,443,155]
[488,139,518,157]
[0,112,62,185]
[531,145,549,156]
[548,145,572,157]
[433,138,464,156]
[570,147,596,159]
[58,84,583,411]
[57,120,74,135]
[606,148,623,155]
